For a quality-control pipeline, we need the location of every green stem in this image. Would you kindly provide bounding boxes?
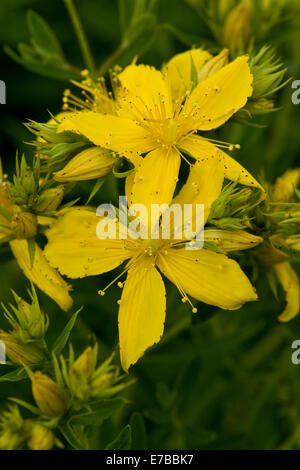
[63,0,96,76]
[98,46,123,76]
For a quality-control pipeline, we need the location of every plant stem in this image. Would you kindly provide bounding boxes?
[98,46,123,76]
[63,0,96,76]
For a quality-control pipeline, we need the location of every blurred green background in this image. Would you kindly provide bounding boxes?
[1,0,300,450]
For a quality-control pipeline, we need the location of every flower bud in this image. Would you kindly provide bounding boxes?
[35,186,65,213]
[69,346,96,399]
[223,1,250,50]
[273,168,300,203]
[27,423,54,450]
[0,405,25,450]
[90,372,115,398]
[0,331,44,365]
[53,147,114,182]
[32,371,67,417]
[11,211,38,239]
[16,297,32,323]
[197,49,229,82]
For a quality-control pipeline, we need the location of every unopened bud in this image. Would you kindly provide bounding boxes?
[0,331,44,365]
[35,186,65,212]
[32,372,67,417]
[69,346,96,395]
[11,211,38,239]
[53,147,113,182]
[90,372,115,398]
[27,423,54,450]
[223,1,250,50]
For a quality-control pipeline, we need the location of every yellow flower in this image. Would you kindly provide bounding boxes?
[45,157,258,372]
[57,53,265,210]
[32,371,67,417]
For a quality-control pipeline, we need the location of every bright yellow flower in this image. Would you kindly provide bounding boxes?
[58,53,264,209]
[44,157,258,372]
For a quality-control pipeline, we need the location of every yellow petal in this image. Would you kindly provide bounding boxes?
[163,49,212,101]
[204,228,263,251]
[173,153,224,224]
[274,262,300,322]
[157,247,257,310]
[44,208,133,278]
[185,56,253,131]
[273,168,300,202]
[117,64,173,120]
[119,257,166,372]
[9,240,73,311]
[125,154,143,202]
[54,147,114,182]
[129,147,181,227]
[179,135,265,196]
[57,111,154,157]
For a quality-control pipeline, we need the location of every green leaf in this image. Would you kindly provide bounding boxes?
[86,178,106,205]
[130,412,147,450]
[52,307,82,354]
[162,24,213,48]
[266,267,279,301]
[69,397,128,426]
[59,422,88,450]
[118,0,135,36]
[105,424,132,450]
[9,397,41,415]
[112,157,135,179]
[27,10,64,60]
[123,14,156,48]
[190,54,198,92]
[4,46,81,82]
[0,368,27,383]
